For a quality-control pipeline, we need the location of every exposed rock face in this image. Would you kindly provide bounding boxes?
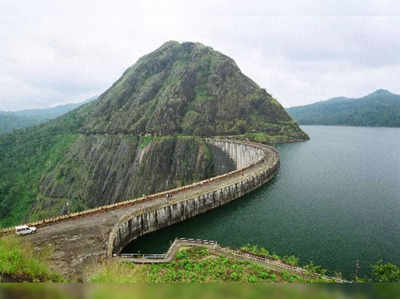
[0,41,308,225]
[31,136,235,220]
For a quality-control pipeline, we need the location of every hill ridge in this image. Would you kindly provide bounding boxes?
[287,89,400,127]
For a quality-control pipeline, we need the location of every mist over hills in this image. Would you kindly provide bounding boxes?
[287,89,400,127]
[0,97,96,135]
[0,41,308,227]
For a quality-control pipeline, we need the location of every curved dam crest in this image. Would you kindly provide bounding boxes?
[4,138,279,278]
[109,139,276,255]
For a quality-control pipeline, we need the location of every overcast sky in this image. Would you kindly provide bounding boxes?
[1,0,400,110]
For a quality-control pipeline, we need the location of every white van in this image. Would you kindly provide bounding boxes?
[15,225,37,236]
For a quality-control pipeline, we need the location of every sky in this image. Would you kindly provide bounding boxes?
[1,0,400,110]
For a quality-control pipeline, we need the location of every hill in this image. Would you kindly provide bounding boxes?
[79,41,307,141]
[286,89,400,127]
[0,112,42,135]
[0,41,308,226]
[0,98,96,135]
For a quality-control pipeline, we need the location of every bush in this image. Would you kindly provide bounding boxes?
[372,260,400,282]
[0,236,62,282]
[304,261,327,276]
[283,255,299,266]
[230,272,240,281]
[248,275,257,283]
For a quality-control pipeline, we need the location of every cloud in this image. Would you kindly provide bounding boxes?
[1,1,400,110]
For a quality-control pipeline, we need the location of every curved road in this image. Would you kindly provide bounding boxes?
[20,140,278,279]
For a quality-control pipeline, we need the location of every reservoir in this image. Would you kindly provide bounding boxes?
[123,126,400,279]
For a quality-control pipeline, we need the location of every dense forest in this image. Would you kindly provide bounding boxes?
[0,112,42,135]
[0,111,84,227]
[287,89,400,127]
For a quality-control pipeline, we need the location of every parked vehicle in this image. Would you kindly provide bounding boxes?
[15,225,37,236]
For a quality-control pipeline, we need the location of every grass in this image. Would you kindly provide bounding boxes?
[85,284,362,299]
[140,135,153,148]
[240,244,330,277]
[0,236,63,282]
[88,246,334,283]
[240,244,299,265]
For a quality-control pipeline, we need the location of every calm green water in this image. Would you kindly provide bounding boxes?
[123,126,400,278]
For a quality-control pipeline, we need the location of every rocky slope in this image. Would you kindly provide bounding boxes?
[0,41,307,226]
[30,135,233,220]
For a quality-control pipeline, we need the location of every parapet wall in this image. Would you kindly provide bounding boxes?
[108,139,280,255]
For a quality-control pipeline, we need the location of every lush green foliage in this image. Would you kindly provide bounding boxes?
[240,244,331,277]
[240,244,299,266]
[371,260,400,282]
[287,89,400,127]
[0,113,42,135]
[80,41,306,140]
[303,261,328,276]
[89,247,311,283]
[0,97,94,135]
[140,135,153,148]
[0,111,82,226]
[0,236,62,282]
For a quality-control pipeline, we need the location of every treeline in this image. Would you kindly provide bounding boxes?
[0,97,95,135]
[0,111,83,227]
[0,113,42,135]
[287,89,400,127]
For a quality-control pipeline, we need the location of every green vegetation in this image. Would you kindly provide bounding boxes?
[0,97,95,135]
[140,135,153,148]
[89,247,336,283]
[0,236,62,282]
[240,244,330,276]
[0,112,82,226]
[0,41,306,226]
[0,284,373,299]
[240,245,298,266]
[81,41,306,140]
[287,89,400,127]
[0,112,42,135]
[371,260,400,282]
[89,247,305,283]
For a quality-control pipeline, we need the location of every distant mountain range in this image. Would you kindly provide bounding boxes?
[0,97,96,135]
[286,89,400,127]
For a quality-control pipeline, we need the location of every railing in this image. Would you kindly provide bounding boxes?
[118,253,166,259]
[0,138,279,235]
[175,238,218,246]
[116,238,218,260]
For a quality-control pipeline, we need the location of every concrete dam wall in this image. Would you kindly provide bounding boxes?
[207,139,265,169]
[109,139,279,255]
[3,138,279,279]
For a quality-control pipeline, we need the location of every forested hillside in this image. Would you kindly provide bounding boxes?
[287,89,400,127]
[0,97,96,135]
[0,41,308,227]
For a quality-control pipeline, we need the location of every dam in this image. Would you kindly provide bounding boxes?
[1,138,280,278]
